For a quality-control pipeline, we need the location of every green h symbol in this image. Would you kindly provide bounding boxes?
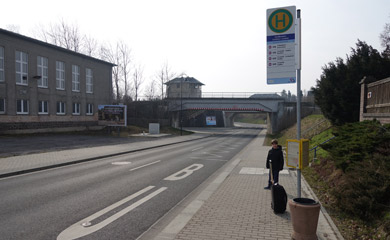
[275,13,286,28]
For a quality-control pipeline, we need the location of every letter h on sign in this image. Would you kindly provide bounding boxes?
[275,13,286,28]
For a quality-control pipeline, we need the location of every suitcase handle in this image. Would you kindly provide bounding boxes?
[269,160,274,185]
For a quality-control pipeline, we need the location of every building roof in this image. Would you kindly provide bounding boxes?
[165,76,204,86]
[0,28,116,66]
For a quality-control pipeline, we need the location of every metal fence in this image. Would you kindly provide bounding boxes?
[201,92,282,98]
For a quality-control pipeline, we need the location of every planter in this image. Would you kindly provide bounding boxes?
[289,198,321,240]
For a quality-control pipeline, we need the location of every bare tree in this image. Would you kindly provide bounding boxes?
[144,79,158,100]
[99,41,133,103]
[5,24,20,33]
[83,35,99,57]
[36,19,83,52]
[380,18,390,57]
[33,19,137,103]
[34,19,100,56]
[100,44,122,102]
[32,19,139,104]
[118,41,132,100]
[155,62,176,99]
[133,64,144,101]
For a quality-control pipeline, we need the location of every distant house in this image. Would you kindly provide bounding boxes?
[165,76,204,98]
[360,76,390,124]
[0,28,115,134]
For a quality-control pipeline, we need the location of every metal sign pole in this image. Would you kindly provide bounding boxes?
[296,9,302,198]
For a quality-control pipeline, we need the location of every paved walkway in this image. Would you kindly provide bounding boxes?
[0,130,344,240]
[150,130,344,240]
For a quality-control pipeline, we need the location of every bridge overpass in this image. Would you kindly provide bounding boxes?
[166,93,317,133]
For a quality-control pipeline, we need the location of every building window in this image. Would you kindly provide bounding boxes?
[86,103,93,115]
[16,99,29,114]
[0,46,4,82]
[57,101,65,115]
[72,65,80,92]
[72,102,80,115]
[0,98,5,113]
[56,61,65,90]
[38,101,48,114]
[16,51,28,85]
[86,68,93,93]
[37,56,48,88]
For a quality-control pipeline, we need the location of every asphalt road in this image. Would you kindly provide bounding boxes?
[0,128,261,240]
[0,132,164,158]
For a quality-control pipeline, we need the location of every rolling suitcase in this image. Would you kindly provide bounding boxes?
[270,160,287,214]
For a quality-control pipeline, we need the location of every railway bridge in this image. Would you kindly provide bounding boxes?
[167,93,316,134]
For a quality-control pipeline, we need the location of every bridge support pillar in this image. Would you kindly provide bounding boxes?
[171,111,180,128]
[222,112,235,127]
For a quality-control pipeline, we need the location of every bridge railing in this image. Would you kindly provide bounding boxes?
[201,92,282,98]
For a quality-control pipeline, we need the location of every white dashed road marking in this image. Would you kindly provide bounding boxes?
[129,160,161,171]
[57,186,167,240]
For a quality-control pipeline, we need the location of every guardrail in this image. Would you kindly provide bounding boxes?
[309,136,335,163]
[201,92,282,98]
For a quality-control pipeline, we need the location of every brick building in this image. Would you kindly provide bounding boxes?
[0,28,115,134]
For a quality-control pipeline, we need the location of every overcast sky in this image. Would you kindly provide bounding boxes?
[1,0,389,95]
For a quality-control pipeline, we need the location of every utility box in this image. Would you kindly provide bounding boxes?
[149,123,160,134]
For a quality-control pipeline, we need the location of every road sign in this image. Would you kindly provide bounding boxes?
[266,6,296,84]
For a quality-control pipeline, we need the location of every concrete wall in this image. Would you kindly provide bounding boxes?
[267,102,320,134]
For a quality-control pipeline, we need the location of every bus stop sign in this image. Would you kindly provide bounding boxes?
[266,6,296,84]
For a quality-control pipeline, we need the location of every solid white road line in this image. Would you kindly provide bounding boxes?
[129,160,161,172]
[57,186,167,240]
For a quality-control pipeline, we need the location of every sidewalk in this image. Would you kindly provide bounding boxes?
[149,130,344,240]
[0,129,344,240]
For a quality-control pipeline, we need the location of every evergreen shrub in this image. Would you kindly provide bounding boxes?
[320,120,390,222]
